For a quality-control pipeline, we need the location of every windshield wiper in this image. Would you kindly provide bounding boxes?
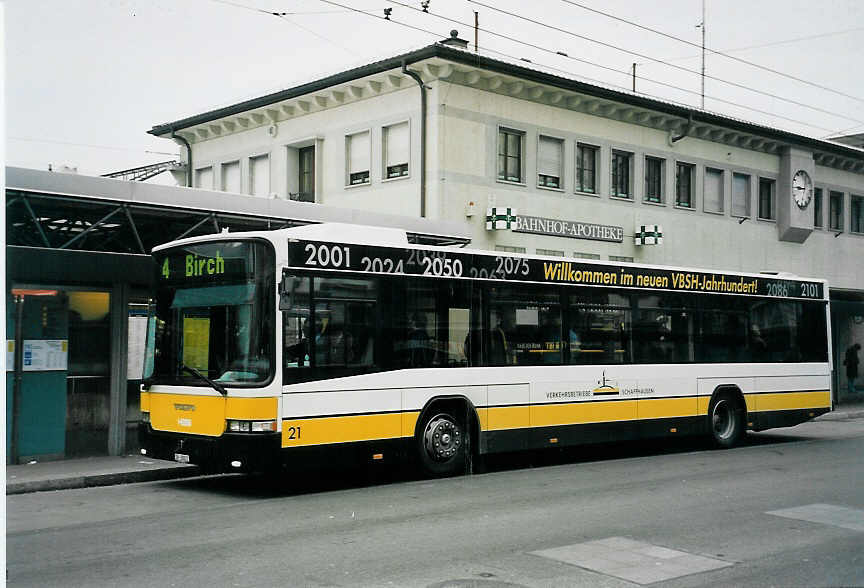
[181,364,227,395]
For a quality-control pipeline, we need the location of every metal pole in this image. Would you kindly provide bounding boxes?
[108,282,130,456]
[701,0,706,109]
[632,63,636,92]
[12,294,25,464]
[474,11,479,53]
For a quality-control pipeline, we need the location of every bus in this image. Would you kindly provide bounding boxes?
[139,222,832,476]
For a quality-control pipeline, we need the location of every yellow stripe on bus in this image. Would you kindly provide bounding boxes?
[282,412,417,448]
[401,411,420,437]
[140,391,151,413]
[637,397,699,420]
[531,400,638,428]
[484,406,531,430]
[226,397,278,420]
[748,390,830,412]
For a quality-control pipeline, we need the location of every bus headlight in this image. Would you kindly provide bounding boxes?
[227,419,277,433]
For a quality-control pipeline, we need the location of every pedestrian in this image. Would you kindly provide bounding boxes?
[844,343,861,394]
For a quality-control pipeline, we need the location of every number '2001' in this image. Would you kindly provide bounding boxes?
[304,244,351,268]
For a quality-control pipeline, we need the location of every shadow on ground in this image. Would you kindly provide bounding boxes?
[160,429,806,499]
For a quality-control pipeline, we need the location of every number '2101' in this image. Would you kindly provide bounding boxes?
[800,283,819,298]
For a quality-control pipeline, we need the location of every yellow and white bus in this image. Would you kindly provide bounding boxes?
[139,222,832,476]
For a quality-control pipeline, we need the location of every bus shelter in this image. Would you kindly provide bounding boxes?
[5,166,470,463]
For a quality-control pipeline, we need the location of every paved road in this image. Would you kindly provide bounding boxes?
[7,419,864,587]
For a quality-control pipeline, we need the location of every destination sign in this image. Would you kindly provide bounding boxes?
[286,240,825,300]
[156,241,258,284]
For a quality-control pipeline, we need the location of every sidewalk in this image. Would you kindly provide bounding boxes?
[7,399,864,495]
[6,455,200,495]
[816,396,864,421]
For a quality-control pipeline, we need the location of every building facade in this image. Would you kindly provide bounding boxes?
[150,35,864,402]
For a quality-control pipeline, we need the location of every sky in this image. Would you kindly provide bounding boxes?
[5,0,864,181]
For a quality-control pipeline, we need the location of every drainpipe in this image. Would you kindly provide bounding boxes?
[402,60,427,218]
[171,129,193,187]
[669,111,695,145]
[11,294,24,464]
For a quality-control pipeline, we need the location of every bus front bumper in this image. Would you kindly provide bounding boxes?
[138,424,281,473]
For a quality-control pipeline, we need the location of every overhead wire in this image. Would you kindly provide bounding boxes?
[465,0,864,125]
[9,136,179,156]
[207,0,384,16]
[204,0,358,55]
[550,0,864,105]
[208,0,847,135]
[374,0,844,134]
[640,27,864,65]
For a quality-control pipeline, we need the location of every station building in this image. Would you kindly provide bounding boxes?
[148,34,864,402]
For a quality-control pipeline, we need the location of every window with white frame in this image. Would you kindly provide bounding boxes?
[644,156,663,203]
[611,150,632,198]
[537,135,563,189]
[297,146,315,202]
[829,191,844,230]
[221,161,241,193]
[286,141,317,202]
[814,188,823,228]
[758,178,775,220]
[852,195,864,233]
[195,166,213,189]
[675,162,694,208]
[576,144,597,194]
[704,168,724,213]
[536,248,564,256]
[574,252,601,260]
[383,122,409,179]
[497,128,524,183]
[732,173,750,217]
[609,255,634,262]
[249,154,270,197]
[346,130,371,186]
[495,245,526,253]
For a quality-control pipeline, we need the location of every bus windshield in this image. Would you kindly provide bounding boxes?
[146,240,275,387]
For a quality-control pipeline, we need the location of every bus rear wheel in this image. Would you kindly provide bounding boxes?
[417,411,467,477]
[709,392,745,448]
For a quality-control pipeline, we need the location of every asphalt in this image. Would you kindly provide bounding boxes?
[7,397,864,495]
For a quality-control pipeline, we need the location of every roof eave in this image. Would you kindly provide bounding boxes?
[149,44,864,161]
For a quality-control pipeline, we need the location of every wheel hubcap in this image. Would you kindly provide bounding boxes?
[712,400,735,440]
[423,416,461,462]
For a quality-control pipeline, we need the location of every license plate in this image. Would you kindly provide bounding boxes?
[174,453,190,464]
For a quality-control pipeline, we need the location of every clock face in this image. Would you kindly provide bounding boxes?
[792,169,813,209]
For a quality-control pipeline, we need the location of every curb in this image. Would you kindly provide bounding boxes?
[6,465,202,495]
[816,410,864,422]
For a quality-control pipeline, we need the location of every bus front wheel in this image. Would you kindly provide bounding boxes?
[709,392,745,448]
[417,411,467,477]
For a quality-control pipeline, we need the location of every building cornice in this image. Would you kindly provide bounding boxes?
[149,44,864,174]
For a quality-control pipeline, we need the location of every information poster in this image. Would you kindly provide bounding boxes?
[127,315,149,379]
[6,340,69,371]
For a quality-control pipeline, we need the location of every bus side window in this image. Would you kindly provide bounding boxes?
[282,275,312,383]
[313,277,378,375]
[491,285,561,366]
[568,292,631,365]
